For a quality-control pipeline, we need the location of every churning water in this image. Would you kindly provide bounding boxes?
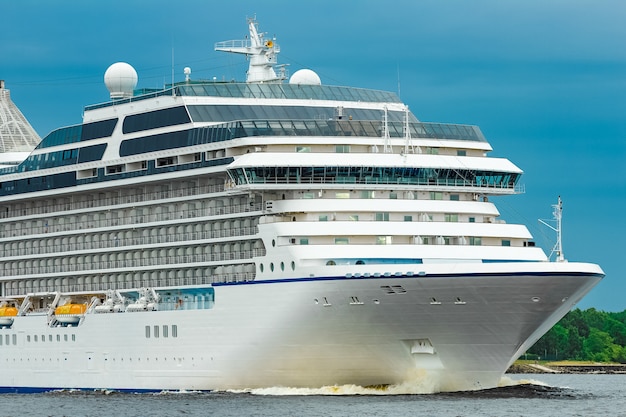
[0,374,624,417]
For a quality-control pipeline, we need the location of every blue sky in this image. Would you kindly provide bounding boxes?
[1,1,624,311]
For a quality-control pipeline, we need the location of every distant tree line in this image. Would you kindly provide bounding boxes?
[526,308,626,362]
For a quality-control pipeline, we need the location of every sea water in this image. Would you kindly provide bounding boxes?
[0,374,624,417]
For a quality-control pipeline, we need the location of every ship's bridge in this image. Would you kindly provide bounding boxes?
[227,152,522,194]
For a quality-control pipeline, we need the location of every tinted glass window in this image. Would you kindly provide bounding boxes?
[123,106,190,134]
[77,143,107,163]
[81,118,118,141]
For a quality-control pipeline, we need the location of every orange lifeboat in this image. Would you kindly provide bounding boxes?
[0,306,17,328]
[0,306,18,317]
[55,303,87,315]
[54,303,86,326]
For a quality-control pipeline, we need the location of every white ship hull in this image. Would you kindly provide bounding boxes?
[0,262,602,393]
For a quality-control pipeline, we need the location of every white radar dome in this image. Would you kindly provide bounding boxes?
[289,69,321,86]
[104,62,138,99]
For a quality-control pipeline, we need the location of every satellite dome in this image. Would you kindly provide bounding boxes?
[104,62,138,99]
[289,69,321,86]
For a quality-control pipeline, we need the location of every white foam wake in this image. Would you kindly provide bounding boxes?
[229,370,445,396]
[228,374,553,396]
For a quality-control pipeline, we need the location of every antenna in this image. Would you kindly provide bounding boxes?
[171,46,176,96]
[539,196,565,262]
[403,105,414,155]
[397,62,401,98]
[382,106,392,153]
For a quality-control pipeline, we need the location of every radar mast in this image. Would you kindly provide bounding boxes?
[215,17,286,83]
[539,196,565,262]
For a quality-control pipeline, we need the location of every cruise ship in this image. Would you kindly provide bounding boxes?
[0,18,603,393]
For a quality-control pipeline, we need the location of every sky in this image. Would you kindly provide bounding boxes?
[1,0,624,311]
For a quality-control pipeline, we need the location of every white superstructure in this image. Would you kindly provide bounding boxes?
[0,18,603,393]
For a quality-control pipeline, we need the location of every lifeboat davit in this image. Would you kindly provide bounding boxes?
[54,303,86,326]
[0,306,18,328]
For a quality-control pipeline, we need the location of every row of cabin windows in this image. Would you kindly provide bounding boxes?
[259,261,296,273]
[304,191,463,200]
[0,334,17,345]
[295,146,468,156]
[145,325,178,339]
[24,334,76,343]
[294,236,512,246]
[0,334,76,345]
[318,213,474,223]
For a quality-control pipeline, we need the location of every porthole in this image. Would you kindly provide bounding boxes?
[326,260,336,266]
[356,260,365,265]
[260,263,264,273]
[272,239,276,247]
[291,261,295,271]
[280,262,285,271]
[270,263,274,272]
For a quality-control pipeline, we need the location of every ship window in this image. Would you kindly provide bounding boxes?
[291,261,295,271]
[469,237,481,246]
[335,238,349,245]
[335,192,350,199]
[296,146,311,153]
[303,192,315,199]
[404,215,413,221]
[361,191,374,199]
[49,335,53,342]
[445,214,458,222]
[300,238,309,245]
[122,106,190,134]
[6,335,10,344]
[389,192,397,199]
[64,334,68,342]
[41,334,45,342]
[326,260,336,266]
[260,263,264,273]
[349,215,359,221]
[172,325,178,338]
[26,335,30,343]
[57,335,61,342]
[163,325,168,338]
[78,143,108,163]
[502,240,511,247]
[280,262,285,271]
[430,192,443,200]
[457,150,466,156]
[12,334,16,345]
[145,326,150,338]
[450,194,460,201]
[154,325,159,338]
[319,215,328,221]
[270,263,274,272]
[81,118,118,141]
[106,164,124,175]
[469,217,475,223]
[156,156,177,167]
[375,212,389,221]
[0,336,3,345]
[335,145,350,153]
[72,334,76,342]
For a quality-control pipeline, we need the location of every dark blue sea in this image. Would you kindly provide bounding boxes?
[0,374,624,416]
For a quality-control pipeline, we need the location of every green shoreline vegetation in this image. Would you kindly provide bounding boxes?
[525,308,626,363]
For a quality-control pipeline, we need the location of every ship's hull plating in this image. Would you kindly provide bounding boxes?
[0,266,602,393]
